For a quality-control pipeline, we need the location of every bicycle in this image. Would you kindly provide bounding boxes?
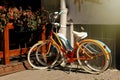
[27,11,112,74]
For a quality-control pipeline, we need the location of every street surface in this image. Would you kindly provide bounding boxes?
[0,68,120,80]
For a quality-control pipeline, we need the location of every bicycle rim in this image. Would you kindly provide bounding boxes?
[27,42,47,69]
[77,39,111,74]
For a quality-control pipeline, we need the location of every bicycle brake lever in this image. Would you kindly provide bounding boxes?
[59,11,63,15]
[53,23,60,26]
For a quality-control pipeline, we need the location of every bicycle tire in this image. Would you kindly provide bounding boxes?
[77,39,112,74]
[27,41,61,69]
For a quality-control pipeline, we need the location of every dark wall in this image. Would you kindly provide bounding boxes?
[116,30,120,69]
[44,0,60,12]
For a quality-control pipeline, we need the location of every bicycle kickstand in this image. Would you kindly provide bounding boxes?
[66,63,73,74]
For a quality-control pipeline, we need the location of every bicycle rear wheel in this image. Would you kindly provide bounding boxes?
[27,40,61,69]
[77,39,112,74]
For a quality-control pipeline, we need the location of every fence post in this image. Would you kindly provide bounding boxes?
[3,23,13,64]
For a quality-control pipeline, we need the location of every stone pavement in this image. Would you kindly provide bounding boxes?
[0,68,120,80]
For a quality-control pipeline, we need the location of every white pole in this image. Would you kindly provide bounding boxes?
[70,22,74,46]
[59,0,69,67]
[60,0,68,37]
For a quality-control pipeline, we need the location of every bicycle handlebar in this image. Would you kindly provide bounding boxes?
[52,22,66,27]
[52,22,60,26]
[53,11,63,15]
[58,11,63,15]
[49,11,63,32]
[49,11,63,22]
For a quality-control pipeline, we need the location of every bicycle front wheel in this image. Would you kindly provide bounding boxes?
[27,40,61,69]
[77,39,112,74]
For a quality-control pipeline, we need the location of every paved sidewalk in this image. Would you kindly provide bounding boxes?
[0,68,120,80]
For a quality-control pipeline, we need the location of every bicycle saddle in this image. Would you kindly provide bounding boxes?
[72,31,88,39]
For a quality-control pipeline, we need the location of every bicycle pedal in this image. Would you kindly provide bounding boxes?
[60,61,66,67]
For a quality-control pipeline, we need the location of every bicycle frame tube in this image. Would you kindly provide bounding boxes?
[49,31,95,63]
[49,32,78,63]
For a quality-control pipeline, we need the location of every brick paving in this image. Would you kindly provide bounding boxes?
[0,68,120,80]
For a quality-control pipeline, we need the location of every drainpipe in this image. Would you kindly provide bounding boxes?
[60,0,68,37]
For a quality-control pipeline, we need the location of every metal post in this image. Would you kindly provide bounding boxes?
[70,22,74,46]
[60,0,68,37]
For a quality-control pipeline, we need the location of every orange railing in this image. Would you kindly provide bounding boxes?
[0,23,29,64]
[0,23,47,65]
